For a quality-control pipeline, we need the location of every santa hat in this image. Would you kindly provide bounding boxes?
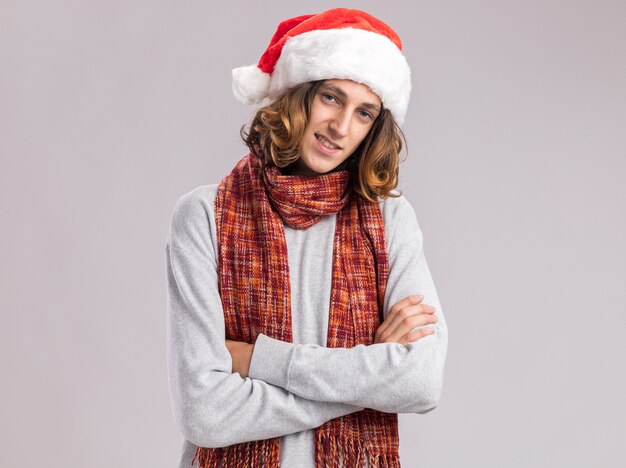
[232,8,412,125]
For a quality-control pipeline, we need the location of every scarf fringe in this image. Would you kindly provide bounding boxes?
[192,439,280,468]
[315,431,401,468]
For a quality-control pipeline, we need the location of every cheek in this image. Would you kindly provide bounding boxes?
[354,127,372,146]
[301,123,316,144]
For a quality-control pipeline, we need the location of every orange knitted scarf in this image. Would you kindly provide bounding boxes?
[193,152,400,467]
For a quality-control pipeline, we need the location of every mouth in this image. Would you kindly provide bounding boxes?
[315,133,342,150]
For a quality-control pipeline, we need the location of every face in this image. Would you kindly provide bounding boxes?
[291,79,382,176]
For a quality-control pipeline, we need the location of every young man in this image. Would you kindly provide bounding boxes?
[166,8,448,467]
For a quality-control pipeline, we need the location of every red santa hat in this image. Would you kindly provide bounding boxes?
[232,8,412,125]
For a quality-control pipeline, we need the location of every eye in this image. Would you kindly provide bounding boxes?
[321,93,338,104]
[358,109,374,121]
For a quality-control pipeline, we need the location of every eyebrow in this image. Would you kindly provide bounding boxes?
[320,83,382,113]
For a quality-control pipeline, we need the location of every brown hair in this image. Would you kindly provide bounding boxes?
[240,80,407,202]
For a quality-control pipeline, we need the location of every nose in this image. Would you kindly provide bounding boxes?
[328,109,350,139]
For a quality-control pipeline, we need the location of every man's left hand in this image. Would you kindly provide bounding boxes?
[225,339,255,378]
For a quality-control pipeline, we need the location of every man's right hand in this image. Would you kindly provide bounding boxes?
[374,295,438,345]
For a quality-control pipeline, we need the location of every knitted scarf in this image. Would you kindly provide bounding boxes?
[193,152,400,467]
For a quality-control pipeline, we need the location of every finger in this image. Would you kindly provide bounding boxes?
[401,326,436,345]
[384,311,437,343]
[386,295,424,319]
[381,302,436,341]
[378,295,424,336]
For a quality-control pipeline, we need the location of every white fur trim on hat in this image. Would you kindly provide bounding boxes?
[232,65,271,105]
[267,28,411,125]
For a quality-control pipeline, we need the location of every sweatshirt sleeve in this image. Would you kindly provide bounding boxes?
[166,186,363,449]
[247,195,449,414]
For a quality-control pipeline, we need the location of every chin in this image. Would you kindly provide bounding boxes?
[312,159,334,171]
[314,162,343,175]
[296,158,329,175]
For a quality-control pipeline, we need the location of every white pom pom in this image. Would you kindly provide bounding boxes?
[232,65,271,105]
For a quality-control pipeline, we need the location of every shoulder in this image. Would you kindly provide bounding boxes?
[378,190,423,250]
[170,184,219,224]
[167,184,219,257]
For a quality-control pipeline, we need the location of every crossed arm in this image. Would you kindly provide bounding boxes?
[166,190,448,448]
[227,293,437,377]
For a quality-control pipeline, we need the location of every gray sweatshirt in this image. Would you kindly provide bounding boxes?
[165,184,448,467]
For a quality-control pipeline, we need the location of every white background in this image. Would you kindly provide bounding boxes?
[1,1,624,466]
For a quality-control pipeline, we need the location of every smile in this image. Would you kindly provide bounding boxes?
[315,134,341,150]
